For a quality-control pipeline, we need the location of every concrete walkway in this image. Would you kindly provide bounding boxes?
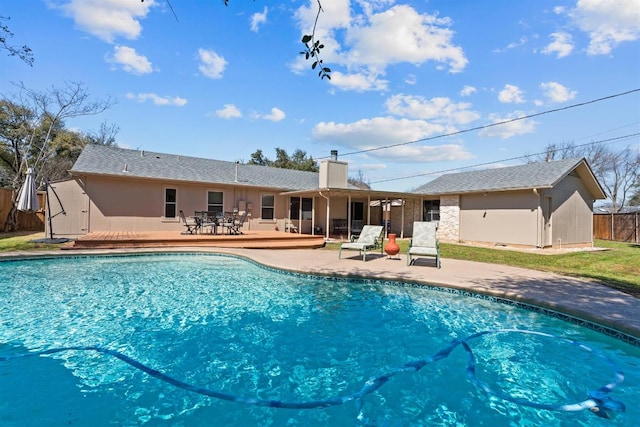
[3,247,639,343]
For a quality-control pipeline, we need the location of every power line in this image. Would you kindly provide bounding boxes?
[370,132,640,185]
[315,88,640,160]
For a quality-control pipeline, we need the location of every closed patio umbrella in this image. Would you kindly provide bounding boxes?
[17,167,40,212]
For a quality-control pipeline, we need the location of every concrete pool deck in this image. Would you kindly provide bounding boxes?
[2,247,639,344]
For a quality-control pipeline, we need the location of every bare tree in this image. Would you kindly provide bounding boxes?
[591,147,640,212]
[1,81,115,231]
[629,177,640,206]
[349,170,371,189]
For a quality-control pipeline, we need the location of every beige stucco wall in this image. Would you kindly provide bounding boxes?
[46,179,89,238]
[459,190,540,246]
[53,175,330,235]
[549,173,594,246]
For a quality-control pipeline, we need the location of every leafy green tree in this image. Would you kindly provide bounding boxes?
[248,149,269,166]
[247,148,318,172]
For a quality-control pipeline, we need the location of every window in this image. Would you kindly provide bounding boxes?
[261,194,275,220]
[423,200,440,222]
[290,197,313,220]
[207,191,223,216]
[165,188,177,218]
[302,198,312,220]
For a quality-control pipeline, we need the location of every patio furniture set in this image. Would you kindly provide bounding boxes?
[180,210,248,235]
[339,222,441,267]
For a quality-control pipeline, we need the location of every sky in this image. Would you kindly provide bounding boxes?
[1,0,639,192]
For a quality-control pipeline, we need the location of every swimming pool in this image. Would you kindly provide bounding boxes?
[0,253,638,426]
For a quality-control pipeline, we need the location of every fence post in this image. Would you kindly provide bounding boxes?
[611,213,614,241]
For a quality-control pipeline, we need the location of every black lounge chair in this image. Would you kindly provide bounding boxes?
[180,210,200,234]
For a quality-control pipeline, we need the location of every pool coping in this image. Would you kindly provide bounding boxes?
[2,247,639,346]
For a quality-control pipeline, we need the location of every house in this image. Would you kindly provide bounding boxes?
[48,145,423,239]
[412,158,606,248]
[48,145,605,249]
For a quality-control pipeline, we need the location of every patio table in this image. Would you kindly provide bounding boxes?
[195,211,220,235]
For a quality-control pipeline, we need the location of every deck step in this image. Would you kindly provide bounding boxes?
[65,231,326,250]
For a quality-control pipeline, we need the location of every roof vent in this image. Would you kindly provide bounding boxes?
[330,150,338,161]
[122,163,128,172]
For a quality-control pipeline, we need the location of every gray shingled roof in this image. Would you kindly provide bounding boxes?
[70,144,321,190]
[413,158,586,195]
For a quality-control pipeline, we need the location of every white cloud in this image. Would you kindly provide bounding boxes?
[197,48,227,79]
[385,94,480,125]
[126,92,187,106]
[250,7,268,32]
[329,71,389,92]
[252,107,286,122]
[568,0,640,55]
[478,112,537,139]
[215,104,242,119]
[264,107,286,122]
[107,45,153,74]
[313,116,473,164]
[541,32,574,58]
[539,82,577,104]
[460,85,477,97]
[404,74,417,85]
[493,37,528,53]
[53,0,153,42]
[346,5,467,72]
[498,84,525,104]
[293,2,467,90]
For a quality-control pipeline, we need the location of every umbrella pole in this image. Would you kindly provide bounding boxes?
[46,181,54,240]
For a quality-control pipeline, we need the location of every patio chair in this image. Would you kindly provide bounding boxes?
[285,218,299,233]
[180,210,200,235]
[227,211,248,235]
[338,225,384,261]
[351,220,364,237]
[407,221,440,268]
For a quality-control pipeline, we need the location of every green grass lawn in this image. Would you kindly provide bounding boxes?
[325,239,640,297]
[0,232,63,252]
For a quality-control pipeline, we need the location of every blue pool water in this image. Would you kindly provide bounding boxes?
[0,254,638,426]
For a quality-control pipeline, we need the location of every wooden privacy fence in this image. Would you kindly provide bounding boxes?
[593,212,639,243]
[0,188,46,231]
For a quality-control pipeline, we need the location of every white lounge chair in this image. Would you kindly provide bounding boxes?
[407,221,440,268]
[338,225,384,261]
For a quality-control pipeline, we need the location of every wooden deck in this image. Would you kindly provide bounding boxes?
[65,230,326,250]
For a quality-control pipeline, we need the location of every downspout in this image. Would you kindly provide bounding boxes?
[534,188,540,247]
[347,193,352,237]
[385,197,389,238]
[400,199,405,239]
[319,191,330,241]
[298,197,302,233]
